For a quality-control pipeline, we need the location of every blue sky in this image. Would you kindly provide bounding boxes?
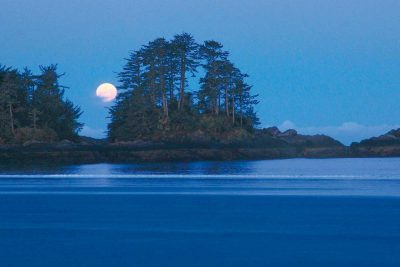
[1,0,399,144]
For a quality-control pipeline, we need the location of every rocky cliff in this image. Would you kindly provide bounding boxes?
[351,129,400,157]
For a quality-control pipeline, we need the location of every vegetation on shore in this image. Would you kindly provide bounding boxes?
[108,33,259,142]
[1,33,260,145]
[0,65,82,144]
[2,32,399,163]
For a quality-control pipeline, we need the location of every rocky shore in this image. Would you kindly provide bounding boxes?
[350,128,400,157]
[1,128,399,164]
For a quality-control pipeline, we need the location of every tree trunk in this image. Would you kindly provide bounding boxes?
[225,81,229,117]
[212,62,218,115]
[240,97,243,127]
[150,64,156,105]
[9,103,15,136]
[178,58,186,110]
[231,96,235,124]
[169,79,174,102]
[162,91,168,118]
[160,69,168,119]
[33,109,37,130]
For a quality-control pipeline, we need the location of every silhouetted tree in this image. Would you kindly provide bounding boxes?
[0,64,82,143]
[171,33,200,110]
[108,34,259,142]
[198,40,229,115]
[0,66,20,138]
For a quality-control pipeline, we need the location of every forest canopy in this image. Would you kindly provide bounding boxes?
[1,33,260,145]
[108,33,259,142]
[0,64,82,144]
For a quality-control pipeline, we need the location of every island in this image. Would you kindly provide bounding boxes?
[0,128,399,164]
[1,33,399,164]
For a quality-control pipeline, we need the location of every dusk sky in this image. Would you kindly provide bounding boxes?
[1,0,399,144]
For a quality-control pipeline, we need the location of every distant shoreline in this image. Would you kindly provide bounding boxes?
[0,144,398,165]
[1,128,399,164]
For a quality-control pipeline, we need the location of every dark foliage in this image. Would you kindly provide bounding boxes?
[108,33,259,142]
[0,64,82,144]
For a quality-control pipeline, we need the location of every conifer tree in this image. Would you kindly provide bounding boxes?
[0,64,82,143]
[108,34,259,142]
[198,41,229,114]
[0,67,20,138]
[171,33,200,110]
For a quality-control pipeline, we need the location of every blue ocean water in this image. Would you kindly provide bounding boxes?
[0,158,400,266]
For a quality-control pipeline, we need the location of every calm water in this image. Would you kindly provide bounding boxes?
[1,158,400,266]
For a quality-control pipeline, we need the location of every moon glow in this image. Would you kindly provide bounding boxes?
[96,83,117,102]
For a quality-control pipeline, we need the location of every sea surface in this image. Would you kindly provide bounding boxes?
[0,158,399,266]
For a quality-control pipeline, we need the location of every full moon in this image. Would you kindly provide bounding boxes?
[96,83,117,102]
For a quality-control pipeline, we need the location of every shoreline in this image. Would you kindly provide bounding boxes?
[1,128,399,164]
[0,144,399,164]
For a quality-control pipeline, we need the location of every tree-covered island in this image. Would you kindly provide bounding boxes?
[3,33,399,163]
[1,34,260,145]
[108,33,259,143]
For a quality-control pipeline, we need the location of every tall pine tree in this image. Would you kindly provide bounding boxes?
[108,34,259,142]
